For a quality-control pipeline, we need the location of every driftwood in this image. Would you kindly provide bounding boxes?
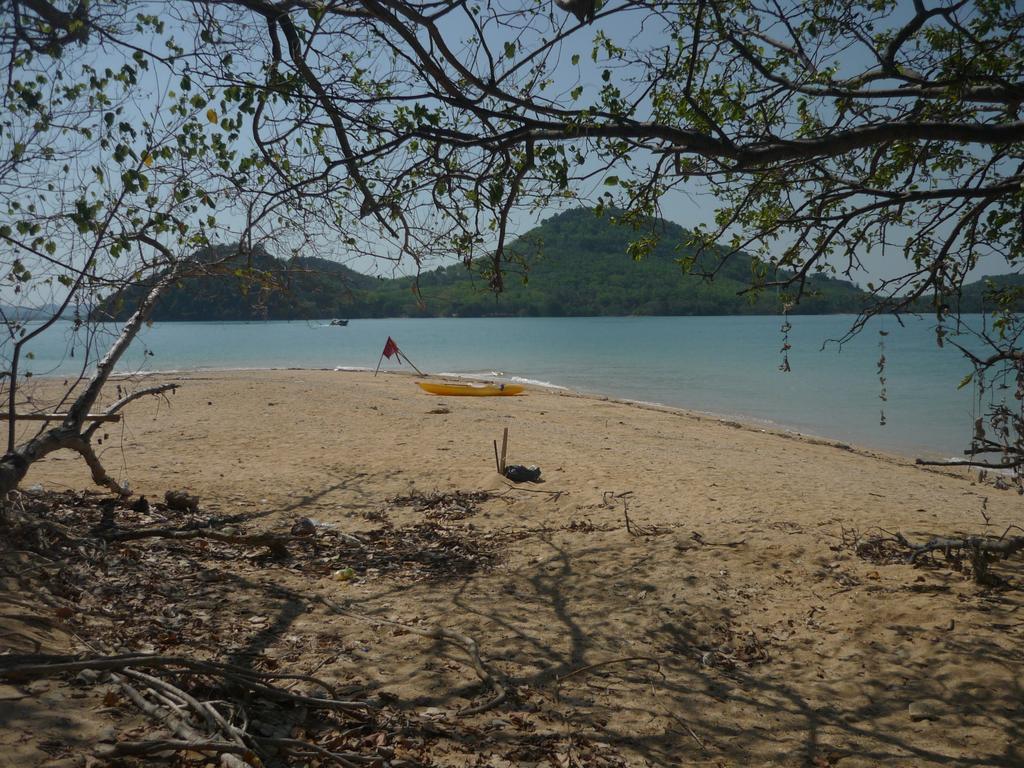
[844,526,1024,584]
[916,456,1024,470]
[106,670,375,767]
[112,676,252,768]
[0,653,369,713]
[2,651,379,767]
[97,738,254,760]
[905,534,1024,563]
[98,738,253,757]
[689,531,747,548]
[25,496,320,559]
[123,668,243,743]
[98,526,296,558]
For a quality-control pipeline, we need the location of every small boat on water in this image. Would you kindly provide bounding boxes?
[416,380,524,397]
[329,319,349,327]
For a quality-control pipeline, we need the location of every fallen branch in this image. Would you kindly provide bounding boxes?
[621,495,659,537]
[114,677,252,768]
[555,655,663,685]
[97,739,254,760]
[690,531,747,548]
[836,526,909,564]
[844,526,1024,584]
[916,457,1024,470]
[100,688,382,767]
[97,527,296,558]
[256,736,379,767]
[122,668,250,750]
[3,651,384,766]
[0,653,369,713]
[905,534,1024,563]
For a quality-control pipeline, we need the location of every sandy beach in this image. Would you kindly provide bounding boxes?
[4,368,1023,767]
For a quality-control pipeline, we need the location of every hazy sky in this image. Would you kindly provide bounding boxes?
[345,168,1010,290]
[4,0,1014,307]
[329,0,1013,289]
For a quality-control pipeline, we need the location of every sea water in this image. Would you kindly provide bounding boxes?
[15,315,997,459]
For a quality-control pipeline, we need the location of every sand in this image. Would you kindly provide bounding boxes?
[4,369,1024,766]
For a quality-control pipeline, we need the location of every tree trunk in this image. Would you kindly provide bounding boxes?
[0,269,180,498]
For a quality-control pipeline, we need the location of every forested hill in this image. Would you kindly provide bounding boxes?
[375,208,868,317]
[93,245,380,322]
[97,209,876,320]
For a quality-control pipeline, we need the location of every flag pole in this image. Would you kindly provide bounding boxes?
[375,336,425,377]
[396,346,425,376]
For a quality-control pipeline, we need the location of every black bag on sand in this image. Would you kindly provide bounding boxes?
[504,464,541,483]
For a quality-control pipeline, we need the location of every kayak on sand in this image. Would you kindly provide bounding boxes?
[416,380,525,397]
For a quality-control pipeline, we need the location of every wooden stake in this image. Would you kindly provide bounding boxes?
[500,427,508,474]
[493,440,501,473]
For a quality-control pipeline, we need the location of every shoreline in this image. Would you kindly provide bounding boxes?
[24,314,978,461]
[103,364,959,466]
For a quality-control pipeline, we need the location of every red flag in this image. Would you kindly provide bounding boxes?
[376,335,423,376]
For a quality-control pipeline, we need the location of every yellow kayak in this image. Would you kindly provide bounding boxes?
[416,380,524,397]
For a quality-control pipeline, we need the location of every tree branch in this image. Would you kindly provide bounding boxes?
[82,383,179,441]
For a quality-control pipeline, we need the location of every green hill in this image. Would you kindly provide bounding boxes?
[372,208,868,317]
[95,209,887,320]
[94,244,378,321]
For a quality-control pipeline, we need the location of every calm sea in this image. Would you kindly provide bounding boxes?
[19,315,996,460]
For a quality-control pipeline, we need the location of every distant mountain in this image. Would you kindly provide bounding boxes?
[95,209,877,320]
[0,303,68,321]
[94,244,378,321]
